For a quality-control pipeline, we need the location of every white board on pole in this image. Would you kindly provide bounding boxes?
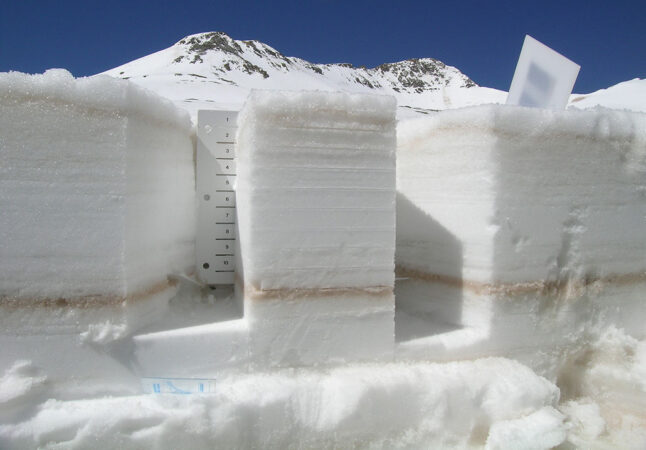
[507,35,580,110]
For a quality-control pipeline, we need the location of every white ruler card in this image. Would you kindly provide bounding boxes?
[196,110,237,285]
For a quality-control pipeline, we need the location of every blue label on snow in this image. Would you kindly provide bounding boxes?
[141,377,216,394]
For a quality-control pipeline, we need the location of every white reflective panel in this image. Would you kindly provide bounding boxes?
[507,35,580,110]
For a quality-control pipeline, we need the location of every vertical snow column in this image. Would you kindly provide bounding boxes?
[0,70,195,334]
[236,90,397,366]
[396,105,646,369]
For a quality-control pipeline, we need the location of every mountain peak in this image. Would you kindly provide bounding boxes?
[103,31,502,120]
[376,58,476,92]
[164,31,475,90]
[174,32,244,63]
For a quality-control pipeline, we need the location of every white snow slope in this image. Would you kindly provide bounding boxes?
[103,32,645,122]
[103,32,505,120]
[569,78,646,112]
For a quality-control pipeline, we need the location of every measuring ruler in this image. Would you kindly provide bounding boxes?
[196,110,237,285]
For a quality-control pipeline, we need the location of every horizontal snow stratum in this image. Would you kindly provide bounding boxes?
[0,69,195,333]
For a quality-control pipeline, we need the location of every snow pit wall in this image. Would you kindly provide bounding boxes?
[396,105,646,369]
[235,90,397,366]
[0,69,195,333]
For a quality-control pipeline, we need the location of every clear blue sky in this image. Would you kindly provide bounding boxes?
[1,0,644,93]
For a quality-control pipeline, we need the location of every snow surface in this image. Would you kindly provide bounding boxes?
[569,78,646,113]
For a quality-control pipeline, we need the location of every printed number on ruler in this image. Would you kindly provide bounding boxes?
[196,110,238,285]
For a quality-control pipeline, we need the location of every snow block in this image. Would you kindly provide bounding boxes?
[0,69,195,334]
[396,105,646,372]
[235,90,397,366]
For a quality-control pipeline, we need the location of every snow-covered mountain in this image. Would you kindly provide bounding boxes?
[569,78,646,112]
[103,32,505,120]
[103,31,645,121]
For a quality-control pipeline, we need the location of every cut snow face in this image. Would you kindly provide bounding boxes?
[234,90,397,367]
[0,69,195,335]
[396,105,646,378]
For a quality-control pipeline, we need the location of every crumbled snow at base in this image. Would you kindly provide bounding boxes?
[0,361,47,406]
[557,327,646,449]
[0,358,563,449]
[0,361,48,425]
[485,406,567,450]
